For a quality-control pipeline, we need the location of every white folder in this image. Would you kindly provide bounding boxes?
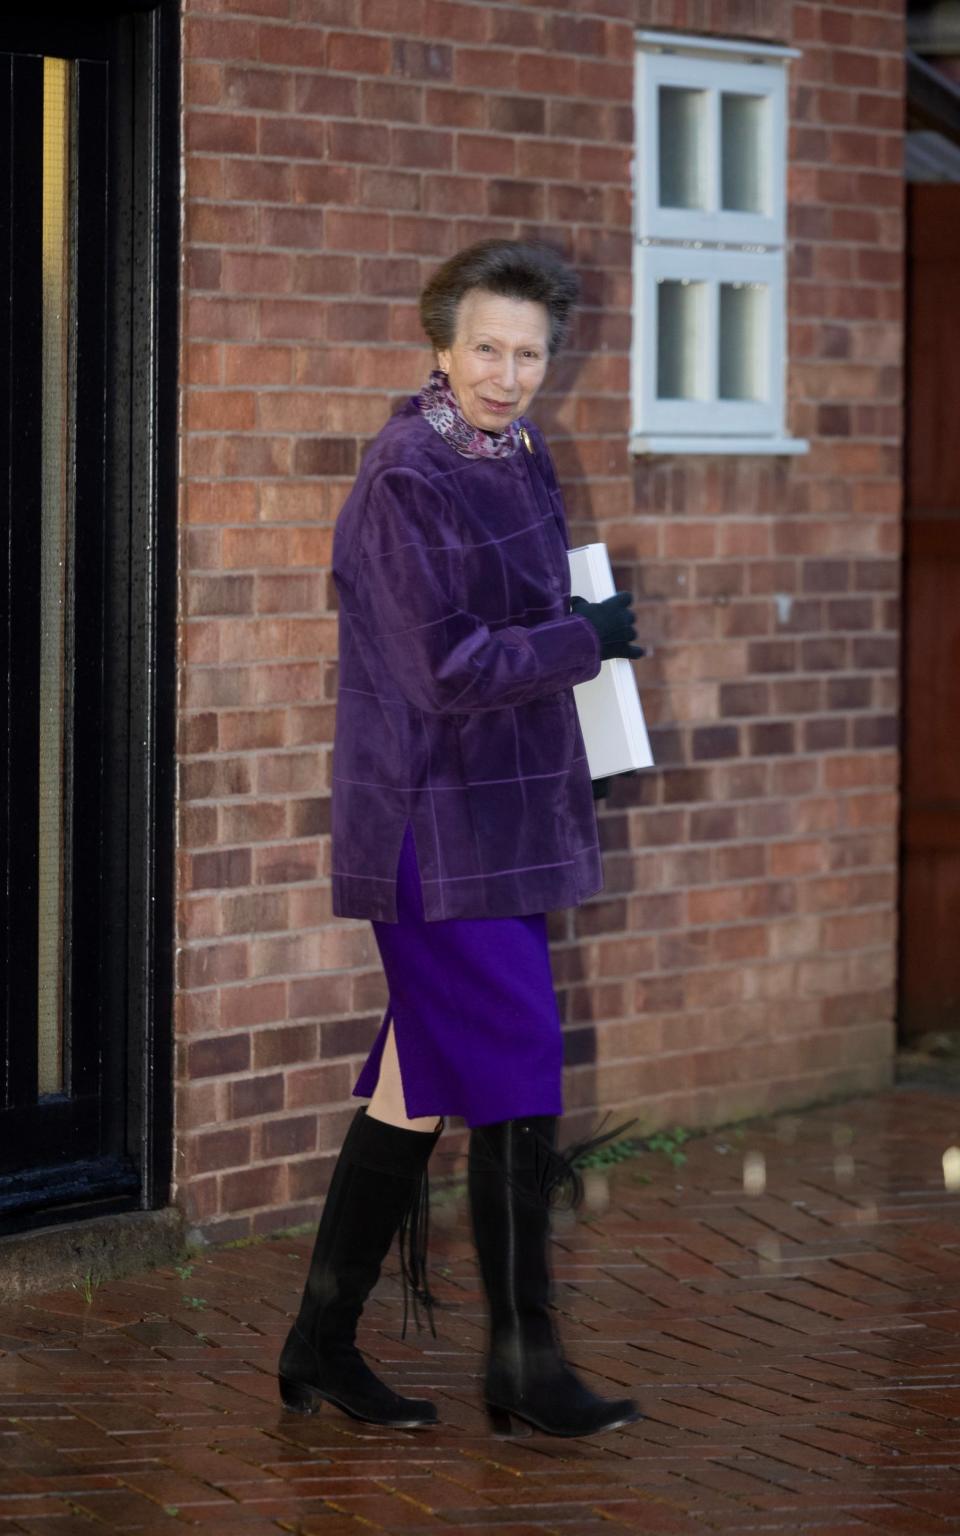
[567,543,654,780]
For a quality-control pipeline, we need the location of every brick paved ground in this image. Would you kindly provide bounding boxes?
[3,1081,960,1535]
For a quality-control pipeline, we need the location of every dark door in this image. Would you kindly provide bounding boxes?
[0,6,177,1232]
[900,182,960,1041]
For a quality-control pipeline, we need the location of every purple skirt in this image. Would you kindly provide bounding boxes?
[352,823,563,1127]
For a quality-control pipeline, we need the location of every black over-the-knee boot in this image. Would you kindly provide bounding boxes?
[279,1105,443,1426]
[468,1114,642,1438]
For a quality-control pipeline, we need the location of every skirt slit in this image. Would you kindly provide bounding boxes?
[351,821,564,1128]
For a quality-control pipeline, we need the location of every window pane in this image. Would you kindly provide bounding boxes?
[657,279,707,400]
[719,282,767,401]
[37,56,74,1097]
[721,93,767,213]
[658,86,707,209]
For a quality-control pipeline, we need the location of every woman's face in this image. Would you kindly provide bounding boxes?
[436,289,550,432]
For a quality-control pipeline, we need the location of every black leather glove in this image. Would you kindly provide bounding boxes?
[570,592,645,661]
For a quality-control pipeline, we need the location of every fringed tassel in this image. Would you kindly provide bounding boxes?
[472,1112,639,1214]
[539,1112,639,1212]
[397,1165,439,1340]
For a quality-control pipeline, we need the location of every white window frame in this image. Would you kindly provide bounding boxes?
[634,247,783,438]
[630,30,808,457]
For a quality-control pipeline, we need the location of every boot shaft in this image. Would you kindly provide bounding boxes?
[466,1114,642,1437]
[467,1117,557,1349]
[295,1108,442,1347]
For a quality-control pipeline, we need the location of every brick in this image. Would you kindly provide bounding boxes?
[222,63,292,111]
[325,32,390,75]
[187,150,227,202]
[692,726,740,761]
[489,178,544,219]
[187,1033,250,1080]
[579,59,632,101]
[187,295,258,338]
[391,214,459,256]
[689,807,739,842]
[186,389,256,432]
[252,1023,318,1070]
[359,78,423,123]
[421,175,482,223]
[287,798,332,837]
[454,47,519,91]
[179,712,219,754]
[187,111,257,156]
[325,209,392,252]
[393,37,453,80]
[189,848,252,892]
[321,1014,382,1058]
[326,302,391,342]
[719,682,769,717]
[359,0,423,27]
[185,58,223,108]
[748,640,797,673]
[548,99,602,142]
[424,85,485,128]
[186,246,221,290]
[294,71,358,117]
[223,424,299,475]
[286,1060,353,1110]
[391,126,451,170]
[487,6,543,47]
[184,342,222,387]
[827,597,874,630]
[291,437,358,478]
[223,157,293,203]
[220,1162,285,1213]
[254,571,326,612]
[546,14,606,55]
[771,678,821,713]
[852,713,898,749]
[190,1126,252,1175]
[327,119,389,165]
[358,257,421,299]
[803,559,850,592]
[292,255,359,296]
[223,344,292,386]
[259,116,325,162]
[260,1114,317,1159]
[257,25,327,69]
[749,721,796,756]
[456,131,517,175]
[490,95,546,136]
[180,940,249,990]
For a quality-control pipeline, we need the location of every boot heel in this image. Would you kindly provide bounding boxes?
[279,1376,321,1414]
[485,1402,532,1437]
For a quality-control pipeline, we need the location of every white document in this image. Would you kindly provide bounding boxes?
[567,543,654,780]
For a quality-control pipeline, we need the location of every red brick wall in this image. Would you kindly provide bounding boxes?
[176,0,906,1238]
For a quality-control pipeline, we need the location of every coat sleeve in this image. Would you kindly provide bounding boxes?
[354,465,602,715]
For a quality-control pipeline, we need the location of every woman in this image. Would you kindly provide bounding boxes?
[279,239,644,1438]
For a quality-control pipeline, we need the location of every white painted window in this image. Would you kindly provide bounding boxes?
[631,30,808,457]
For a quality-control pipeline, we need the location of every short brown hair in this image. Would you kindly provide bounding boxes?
[419,239,581,359]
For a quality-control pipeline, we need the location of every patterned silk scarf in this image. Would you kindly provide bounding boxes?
[416,367,522,460]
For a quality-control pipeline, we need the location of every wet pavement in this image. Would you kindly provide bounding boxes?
[3,1080,960,1534]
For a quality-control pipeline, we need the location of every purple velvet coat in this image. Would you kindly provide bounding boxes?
[330,397,604,922]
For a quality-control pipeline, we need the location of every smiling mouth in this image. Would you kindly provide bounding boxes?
[482,397,516,407]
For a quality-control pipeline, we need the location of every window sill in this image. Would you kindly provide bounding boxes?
[629,434,809,458]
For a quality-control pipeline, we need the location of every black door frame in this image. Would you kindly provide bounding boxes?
[0,1,177,1231]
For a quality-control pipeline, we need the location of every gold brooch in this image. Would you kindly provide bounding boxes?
[520,427,533,453]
